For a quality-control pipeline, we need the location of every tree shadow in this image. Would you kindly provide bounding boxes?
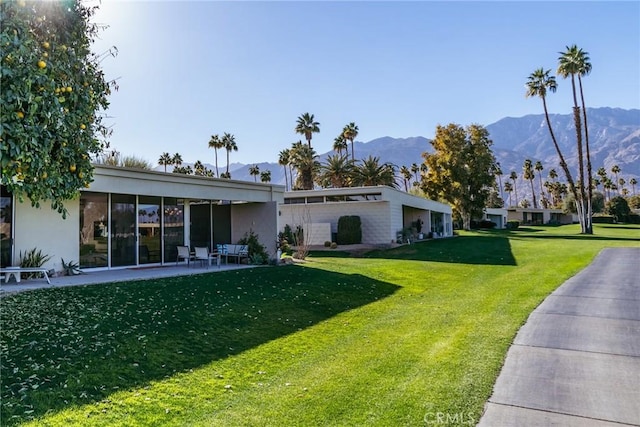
[0,267,399,424]
[362,235,517,266]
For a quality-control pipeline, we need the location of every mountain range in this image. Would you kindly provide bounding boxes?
[167,107,640,200]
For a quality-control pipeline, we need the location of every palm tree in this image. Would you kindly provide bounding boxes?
[630,178,638,195]
[333,135,348,156]
[493,162,504,204]
[400,165,412,192]
[318,154,353,188]
[342,122,359,161]
[222,132,238,176]
[504,181,513,207]
[193,160,205,176]
[278,149,291,191]
[549,168,558,182]
[534,161,546,205]
[410,163,420,186]
[158,152,172,172]
[509,171,519,207]
[352,156,396,187]
[295,113,320,148]
[611,165,621,194]
[523,159,537,208]
[172,153,183,168]
[558,46,590,233]
[290,142,319,190]
[526,68,580,227]
[249,164,260,182]
[618,177,626,194]
[260,170,271,183]
[208,134,224,177]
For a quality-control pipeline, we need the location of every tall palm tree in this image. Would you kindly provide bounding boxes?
[352,156,397,188]
[410,163,420,186]
[260,170,271,183]
[193,160,205,176]
[558,46,590,233]
[504,181,513,207]
[523,159,537,208]
[493,162,504,204]
[611,165,621,194]
[509,171,519,207]
[342,122,359,161]
[534,161,547,205]
[549,168,558,182]
[295,113,320,148]
[318,154,353,188]
[249,164,260,182]
[630,178,638,195]
[158,152,172,172]
[526,68,580,226]
[278,149,290,191]
[290,142,319,190]
[400,165,412,192]
[222,132,238,176]
[333,135,348,156]
[208,134,224,177]
[618,177,626,194]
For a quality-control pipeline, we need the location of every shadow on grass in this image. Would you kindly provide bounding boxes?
[0,267,398,424]
[363,235,517,266]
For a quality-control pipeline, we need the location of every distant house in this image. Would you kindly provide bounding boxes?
[279,186,453,246]
[482,208,509,229]
[1,165,284,272]
[506,207,573,225]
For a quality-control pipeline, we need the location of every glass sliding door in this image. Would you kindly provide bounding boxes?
[79,192,109,268]
[163,198,184,263]
[190,201,211,250]
[111,194,136,267]
[1,186,13,267]
[138,196,161,264]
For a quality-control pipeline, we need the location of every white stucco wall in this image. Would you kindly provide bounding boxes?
[231,201,278,256]
[13,198,79,272]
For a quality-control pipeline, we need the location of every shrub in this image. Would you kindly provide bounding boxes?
[330,242,338,249]
[605,196,631,223]
[592,215,615,224]
[19,248,52,279]
[324,241,331,247]
[506,220,520,230]
[61,258,81,276]
[627,214,640,224]
[471,220,497,229]
[337,216,362,245]
[237,230,268,265]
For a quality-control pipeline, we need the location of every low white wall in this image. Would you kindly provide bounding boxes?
[231,201,278,257]
[305,223,331,245]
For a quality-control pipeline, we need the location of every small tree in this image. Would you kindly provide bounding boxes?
[605,196,631,223]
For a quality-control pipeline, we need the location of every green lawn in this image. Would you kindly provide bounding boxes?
[1,224,638,426]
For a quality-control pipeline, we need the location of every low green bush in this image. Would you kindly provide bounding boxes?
[337,216,362,245]
[506,220,520,230]
[324,241,331,247]
[592,215,615,224]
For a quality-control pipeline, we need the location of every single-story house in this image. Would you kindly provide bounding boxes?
[506,207,573,225]
[482,208,509,228]
[1,165,284,272]
[278,186,453,246]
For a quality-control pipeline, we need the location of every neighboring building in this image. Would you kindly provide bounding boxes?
[1,165,284,272]
[506,207,573,225]
[279,186,453,246]
[482,208,509,229]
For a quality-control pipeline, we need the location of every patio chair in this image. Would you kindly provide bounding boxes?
[176,245,192,266]
[194,246,211,268]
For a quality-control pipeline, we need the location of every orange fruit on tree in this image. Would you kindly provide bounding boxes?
[66,86,72,92]
[42,42,50,49]
[16,111,24,119]
[69,164,77,173]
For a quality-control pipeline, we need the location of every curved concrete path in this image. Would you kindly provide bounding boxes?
[478,247,640,426]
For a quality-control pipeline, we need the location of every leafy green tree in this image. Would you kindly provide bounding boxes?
[1,0,116,217]
[222,132,237,176]
[158,152,172,172]
[627,194,640,209]
[523,159,537,208]
[485,188,504,209]
[249,164,260,182]
[342,122,359,161]
[605,196,631,222]
[351,156,396,187]
[318,154,353,188]
[421,124,497,230]
[208,134,223,177]
[295,113,320,148]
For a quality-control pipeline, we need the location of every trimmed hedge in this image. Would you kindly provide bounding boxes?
[592,215,615,224]
[337,216,362,245]
[506,220,520,230]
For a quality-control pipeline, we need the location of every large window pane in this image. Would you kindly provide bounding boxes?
[111,194,136,266]
[79,192,109,268]
[190,201,211,250]
[163,198,184,263]
[138,196,161,264]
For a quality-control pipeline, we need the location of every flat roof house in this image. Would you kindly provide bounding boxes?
[1,165,284,272]
[279,186,453,246]
[506,207,573,225]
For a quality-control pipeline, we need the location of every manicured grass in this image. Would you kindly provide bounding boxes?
[1,224,638,426]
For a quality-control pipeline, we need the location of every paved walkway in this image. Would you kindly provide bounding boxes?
[0,262,255,296]
[478,247,640,426]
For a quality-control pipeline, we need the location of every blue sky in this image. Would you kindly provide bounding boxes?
[92,1,640,167]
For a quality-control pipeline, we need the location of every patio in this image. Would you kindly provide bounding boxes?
[0,262,256,296]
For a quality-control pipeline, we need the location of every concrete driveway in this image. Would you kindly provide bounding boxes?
[478,247,640,426]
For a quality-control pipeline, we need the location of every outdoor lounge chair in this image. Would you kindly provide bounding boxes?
[194,246,212,268]
[176,245,192,266]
